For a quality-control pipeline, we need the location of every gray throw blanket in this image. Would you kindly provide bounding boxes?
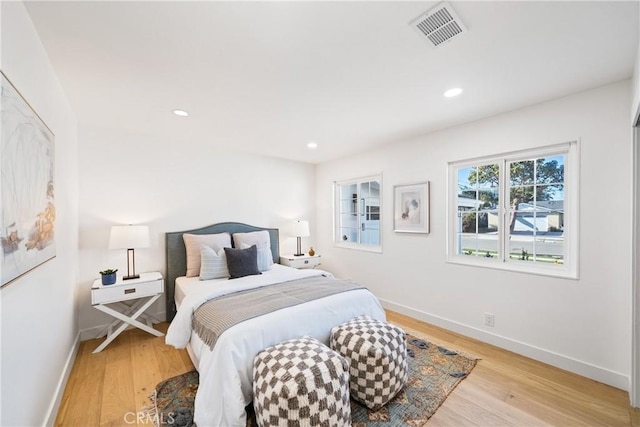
[192,276,365,350]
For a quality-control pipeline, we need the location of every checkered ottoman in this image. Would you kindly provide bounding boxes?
[330,316,408,410]
[253,337,351,427]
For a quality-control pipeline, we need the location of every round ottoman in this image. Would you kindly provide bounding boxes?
[253,337,351,427]
[330,316,408,410]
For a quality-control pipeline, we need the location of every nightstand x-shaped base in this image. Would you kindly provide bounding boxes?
[92,293,164,353]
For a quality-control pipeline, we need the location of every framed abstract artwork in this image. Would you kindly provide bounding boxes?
[394,182,429,233]
[1,71,56,287]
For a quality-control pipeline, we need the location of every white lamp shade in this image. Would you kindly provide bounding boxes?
[109,225,150,249]
[292,220,310,237]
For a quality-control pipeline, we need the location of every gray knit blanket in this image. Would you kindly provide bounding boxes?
[192,276,365,350]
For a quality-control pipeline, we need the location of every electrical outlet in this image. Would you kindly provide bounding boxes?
[484,312,495,327]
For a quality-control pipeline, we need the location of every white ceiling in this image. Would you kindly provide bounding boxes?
[24,1,639,164]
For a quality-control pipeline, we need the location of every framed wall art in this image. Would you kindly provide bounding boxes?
[394,182,429,233]
[1,71,56,287]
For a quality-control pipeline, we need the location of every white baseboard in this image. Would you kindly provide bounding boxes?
[380,298,630,391]
[79,310,166,341]
[44,332,80,426]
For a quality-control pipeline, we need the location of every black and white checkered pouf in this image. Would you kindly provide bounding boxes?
[253,337,351,427]
[330,316,408,410]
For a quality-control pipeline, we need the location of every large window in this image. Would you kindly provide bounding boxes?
[448,142,578,278]
[335,175,382,251]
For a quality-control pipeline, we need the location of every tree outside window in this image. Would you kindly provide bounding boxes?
[449,142,577,278]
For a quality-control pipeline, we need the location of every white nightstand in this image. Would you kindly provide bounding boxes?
[91,271,164,353]
[280,254,322,269]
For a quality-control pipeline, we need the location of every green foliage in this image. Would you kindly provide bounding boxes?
[99,269,118,275]
[466,158,564,205]
[462,212,476,233]
[468,164,499,188]
[466,164,499,207]
[461,212,491,233]
[509,158,564,204]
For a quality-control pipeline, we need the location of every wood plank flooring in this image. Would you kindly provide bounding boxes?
[55,323,194,427]
[54,311,639,426]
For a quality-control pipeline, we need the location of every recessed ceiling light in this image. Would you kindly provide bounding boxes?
[444,88,463,98]
[172,109,189,117]
[307,142,318,149]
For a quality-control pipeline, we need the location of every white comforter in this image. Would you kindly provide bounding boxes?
[166,265,386,427]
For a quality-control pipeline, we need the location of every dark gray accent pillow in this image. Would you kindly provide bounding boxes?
[224,245,262,279]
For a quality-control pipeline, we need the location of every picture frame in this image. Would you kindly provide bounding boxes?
[394,182,429,233]
[1,71,56,288]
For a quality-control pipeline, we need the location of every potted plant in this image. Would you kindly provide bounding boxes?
[99,269,118,286]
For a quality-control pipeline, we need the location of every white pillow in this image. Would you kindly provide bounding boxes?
[232,231,274,268]
[183,233,231,277]
[240,242,273,272]
[199,245,229,280]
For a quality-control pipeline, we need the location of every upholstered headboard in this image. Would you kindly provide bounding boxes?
[165,222,280,322]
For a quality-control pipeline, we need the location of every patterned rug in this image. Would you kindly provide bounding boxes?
[150,333,477,426]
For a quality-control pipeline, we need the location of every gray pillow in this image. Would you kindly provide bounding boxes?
[199,245,229,280]
[183,232,232,277]
[240,242,273,272]
[224,245,262,279]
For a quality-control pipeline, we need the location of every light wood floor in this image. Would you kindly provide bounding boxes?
[55,310,640,426]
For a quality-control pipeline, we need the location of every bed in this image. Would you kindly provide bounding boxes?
[164,222,386,427]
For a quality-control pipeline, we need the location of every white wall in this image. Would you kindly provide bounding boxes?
[0,2,79,426]
[317,80,633,390]
[77,125,316,335]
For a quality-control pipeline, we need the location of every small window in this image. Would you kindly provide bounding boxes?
[335,175,382,251]
[448,142,578,278]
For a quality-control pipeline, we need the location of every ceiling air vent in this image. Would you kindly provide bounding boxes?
[410,2,467,48]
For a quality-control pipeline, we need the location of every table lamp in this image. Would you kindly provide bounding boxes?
[292,220,310,257]
[109,225,150,280]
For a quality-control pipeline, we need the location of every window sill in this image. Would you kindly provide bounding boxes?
[334,242,382,254]
[446,256,578,280]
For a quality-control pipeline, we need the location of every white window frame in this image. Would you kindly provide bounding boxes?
[334,174,383,253]
[447,141,579,279]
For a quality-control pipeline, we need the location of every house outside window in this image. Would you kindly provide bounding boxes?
[448,142,578,278]
[335,175,382,251]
